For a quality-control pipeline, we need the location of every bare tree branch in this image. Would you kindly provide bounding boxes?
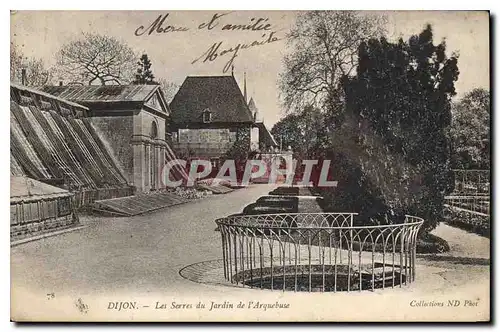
[155,77,179,104]
[55,33,137,85]
[10,41,54,86]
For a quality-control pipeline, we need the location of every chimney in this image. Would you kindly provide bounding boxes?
[244,72,247,104]
[21,68,26,85]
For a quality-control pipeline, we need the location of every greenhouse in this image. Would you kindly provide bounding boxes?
[10,176,77,239]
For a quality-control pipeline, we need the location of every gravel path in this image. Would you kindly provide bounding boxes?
[11,191,490,321]
[412,222,490,294]
[11,184,278,296]
[11,190,489,296]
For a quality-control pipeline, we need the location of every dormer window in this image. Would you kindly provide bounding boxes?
[202,108,212,123]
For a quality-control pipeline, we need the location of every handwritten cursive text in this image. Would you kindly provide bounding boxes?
[135,14,189,36]
[192,32,281,73]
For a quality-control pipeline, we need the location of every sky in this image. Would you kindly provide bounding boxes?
[11,10,489,128]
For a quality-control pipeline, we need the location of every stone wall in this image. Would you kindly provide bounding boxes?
[11,214,76,240]
[88,116,134,184]
[172,125,252,159]
[88,110,170,193]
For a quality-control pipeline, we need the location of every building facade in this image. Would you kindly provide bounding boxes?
[42,84,177,192]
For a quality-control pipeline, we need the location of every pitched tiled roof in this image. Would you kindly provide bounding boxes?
[41,84,159,104]
[256,122,278,147]
[169,76,254,124]
[248,97,258,113]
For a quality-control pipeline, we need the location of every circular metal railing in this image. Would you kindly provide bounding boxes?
[215,213,424,292]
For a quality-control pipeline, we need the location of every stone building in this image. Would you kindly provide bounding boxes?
[41,84,181,192]
[169,75,258,169]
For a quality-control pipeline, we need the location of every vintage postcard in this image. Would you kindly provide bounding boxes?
[10,10,490,322]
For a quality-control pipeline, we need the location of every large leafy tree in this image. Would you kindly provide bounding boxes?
[450,88,490,169]
[271,106,329,159]
[340,25,459,229]
[56,33,136,85]
[270,113,302,154]
[279,11,386,113]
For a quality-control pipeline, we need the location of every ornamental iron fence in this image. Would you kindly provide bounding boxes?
[215,213,424,292]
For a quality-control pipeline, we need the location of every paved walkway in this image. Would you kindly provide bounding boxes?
[11,184,277,297]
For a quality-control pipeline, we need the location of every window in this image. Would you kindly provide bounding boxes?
[202,109,212,123]
[58,198,71,216]
[178,129,190,142]
[22,204,31,223]
[151,121,158,139]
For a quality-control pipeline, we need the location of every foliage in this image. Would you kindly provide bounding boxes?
[450,88,490,169]
[132,54,155,85]
[270,113,303,154]
[416,232,450,253]
[223,129,251,164]
[339,24,459,230]
[279,16,459,230]
[129,53,179,103]
[279,11,386,112]
[11,42,53,86]
[270,106,330,158]
[315,150,391,224]
[443,206,490,238]
[219,128,257,182]
[55,33,136,85]
[10,42,21,79]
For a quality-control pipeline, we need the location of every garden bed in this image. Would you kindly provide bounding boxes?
[442,206,490,238]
